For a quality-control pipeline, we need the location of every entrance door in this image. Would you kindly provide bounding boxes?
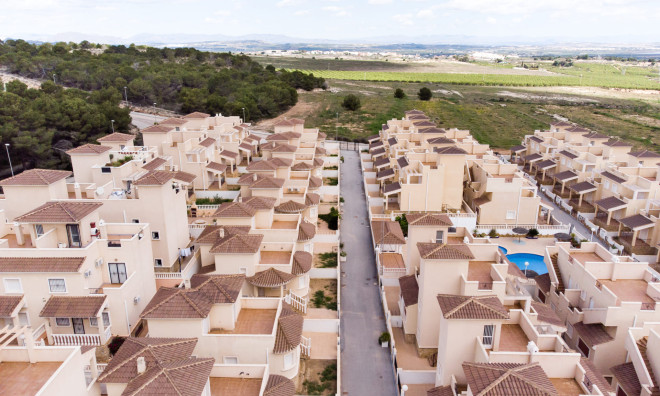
[66,224,82,247]
[72,318,85,334]
[108,263,127,284]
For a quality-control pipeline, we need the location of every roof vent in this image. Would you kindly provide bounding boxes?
[137,356,146,374]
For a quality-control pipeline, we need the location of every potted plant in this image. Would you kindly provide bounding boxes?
[488,229,499,239]
[379,331,391,348]
[340,251,347,262]
[526,228,540,239]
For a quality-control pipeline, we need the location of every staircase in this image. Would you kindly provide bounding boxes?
[550,254,565,292]
[637,337,660,396]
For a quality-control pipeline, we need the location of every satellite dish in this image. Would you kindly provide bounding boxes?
[95,187,105,196]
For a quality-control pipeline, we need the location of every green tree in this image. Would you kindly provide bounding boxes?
[342,94,361,111]
[394,88,406,99]
[418,87,432,101]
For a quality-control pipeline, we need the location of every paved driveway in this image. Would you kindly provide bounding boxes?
[340,150,397,395]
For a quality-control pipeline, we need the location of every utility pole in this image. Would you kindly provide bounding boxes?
[4,143,14,177]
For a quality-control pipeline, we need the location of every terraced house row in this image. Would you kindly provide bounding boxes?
[361,110,660,396]
[0,113,340,395]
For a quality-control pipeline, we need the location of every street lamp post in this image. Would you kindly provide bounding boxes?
[242,107,246,123]
[123,86,128,107]
[524,261,529,277]
[335,112,339,141]
[153,103,157,123]
[52,74,56,84]
[111,120,115,133]
[4,143,14,177]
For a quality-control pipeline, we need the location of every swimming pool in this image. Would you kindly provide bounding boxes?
[505,253,548,276]
[498,246,508,254]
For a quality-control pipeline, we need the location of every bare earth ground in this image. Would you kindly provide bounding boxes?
[256,93,322,131]
[522,85,660,102]
[296,359,337,395]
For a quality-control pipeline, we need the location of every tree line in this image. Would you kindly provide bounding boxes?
[0,39,325,172]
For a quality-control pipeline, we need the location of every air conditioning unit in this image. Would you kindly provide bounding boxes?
[95,258,103,267]
[133,296,141,304]
[84,270,92,278]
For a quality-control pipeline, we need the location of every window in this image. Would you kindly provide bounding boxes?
[612,184,618,193]
[3,278,22,294]
[577,338,590,357]
[435,230,444,244]
[18,312,29,326]
[537,289,546,303]
[604,180,610,189]
[66,224,81,248]
[108,263,127,284]
[55,318,71,327]
[223,356,238,364]
[482,325,495,348]
[505,210,516,220]
[151,231,160,240]
[48,279,67,293]
[448,227,457,233]
[154,259,163,267]
[35,224,44,238]
[132,219,140,224]
[101,167,111,174]
[283,352,294,370]
[89,312,111,327]
[561,158,566,165]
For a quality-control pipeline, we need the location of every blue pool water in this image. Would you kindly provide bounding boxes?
[498,246,508,254]
[506,253,548,275]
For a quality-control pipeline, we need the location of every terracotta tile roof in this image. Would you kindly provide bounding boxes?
[209,233,263,254]
[534,273,551,294]
[239,142,254,152]
[194,225,251,245]
[529,136,544,143]
[412,120,436,127]
[141,124,174,133]
[367,134,381,142]
[298,222,316,242]
[603,138,632,147]
[510,145,526,152]
[534,159,556,170]
[188,274,245,303]
[428,136,454,145]
[213,202,257,217]
[434,146,468,155]
[569,181,596,194]
[237,173,285,189]
[134,170,196,185]
[40,295,107,318]
[271,143,297,153]
[382,182,401,194]
[292,251,313,275]
[420,127,447,134]
[438,294,508,320]
[317,132,327,140]
[97,132,135,142]
[305,193,320,206]
[600,170,627,184]
[309,176,322,189]
[198,137,215,148]
[372,221,406,244]
[99,338,198,383]
[267,132,296,141]
[122,357,214,396]
[67,143,112,155]
[580,357,613,393]
[315,146,327,155]
[369,141,384,150]
[371,147,386,157]
[399,275,418,307]
[270,157,293,167]
[595,196,627,211]
[550,121,573,127]
[273,118,304,127]
[275,200,308,213]
[159,117,187,125]
[629,150,660,158]
[247,268,295,288]
[397,156,409,168]
[573,321,614,346]
[418,243,474,260]
[291,161,313,171]
[462,362,558,396]
[0,295,23,316]
[142,157,168,171]
[374,157,390,168]
[264,375,296,396]
[15,201,102,223]
[531,302,563,327]
[553,170,578,182]
[0,257,84,273]
[566,126,591,133]
[405,110,425,115]
[377,168,395,180]
[583,132,609,139]
[183,111,210,119]
[140,288,213,319]
[523,153,543,162]
[247,160,278,171]
[274,302,303,353]
[0,169,71,186]
[219,149,240,159]
[313,157,325,167]
[610,362,641,396]
[427,385,454,396]
[206,161,227,173]
[242,196,277,210]
[407,114,429,120]
[407,213,453,226]
[620,214,654,230]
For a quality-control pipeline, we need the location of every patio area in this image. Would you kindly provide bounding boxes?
[209,309,276,334]
[598,279,655,305]
[210,377,262,396]
[0,362,62,395]
[392,327,433,370]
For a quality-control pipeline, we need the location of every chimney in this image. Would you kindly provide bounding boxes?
[219,228,225,238]
[252,173,257,182]
[183,279,191,289]
[137,356,146,374]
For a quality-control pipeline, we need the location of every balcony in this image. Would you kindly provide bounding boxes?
[51,326,112,347]
[592,213,621,232]
[568,198,595,214]
[615,233,658,256]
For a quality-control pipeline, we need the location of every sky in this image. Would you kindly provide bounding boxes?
[1,0,659,43]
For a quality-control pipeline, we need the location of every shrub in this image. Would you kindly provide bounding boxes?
[394,88,406,99]
[395,214,408,237]
[342,94,361,111]
[318,252,338,268]
[527,228,540,238]
[489,229,499,238]
[326,177,338,186]
[108,336,126,356]
[319,207,340,230]
[379,332,391,344]
[418,87,433,101]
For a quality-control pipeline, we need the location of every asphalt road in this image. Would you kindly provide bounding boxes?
[130,111,166,129]
[340,150,397,395]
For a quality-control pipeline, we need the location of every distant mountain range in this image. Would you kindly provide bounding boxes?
[5,32,660,56]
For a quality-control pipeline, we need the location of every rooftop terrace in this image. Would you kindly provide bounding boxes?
[0,362,62,394]
[209,308,277,335]
[209,377,262,396]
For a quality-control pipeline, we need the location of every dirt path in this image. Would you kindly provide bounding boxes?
[255,91,323,131]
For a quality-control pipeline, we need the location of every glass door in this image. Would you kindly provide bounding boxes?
[66,224,81,247]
